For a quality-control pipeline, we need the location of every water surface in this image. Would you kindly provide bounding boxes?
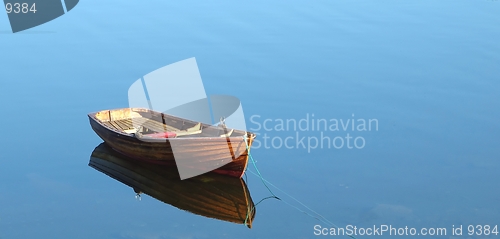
[0,1,499,238]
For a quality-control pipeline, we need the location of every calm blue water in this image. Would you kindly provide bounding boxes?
[1,1,499,238]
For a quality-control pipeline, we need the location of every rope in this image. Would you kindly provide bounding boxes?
[243,134,280,226]
[242,134,357,239]
[243,134,280,200]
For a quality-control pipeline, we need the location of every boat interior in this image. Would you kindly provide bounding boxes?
[93,108,248,138]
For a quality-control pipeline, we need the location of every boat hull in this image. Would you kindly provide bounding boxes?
[88,110,254,178]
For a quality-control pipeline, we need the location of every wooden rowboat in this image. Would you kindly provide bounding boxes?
[89,143,256,227]
[88,108,256,178]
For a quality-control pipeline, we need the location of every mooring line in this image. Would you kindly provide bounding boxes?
[243,135,280,200]
[243,135,357,239]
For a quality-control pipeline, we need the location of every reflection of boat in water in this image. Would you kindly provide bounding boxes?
[89,143,256,228]
[88,108,256,178]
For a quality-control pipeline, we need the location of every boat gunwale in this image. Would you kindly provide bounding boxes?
[88,108,256,142]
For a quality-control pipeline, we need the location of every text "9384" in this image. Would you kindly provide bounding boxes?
[5,3,37,13]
